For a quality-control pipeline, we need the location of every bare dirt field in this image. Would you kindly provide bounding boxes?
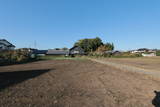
[0,59,160,107]
[102,56,160,71]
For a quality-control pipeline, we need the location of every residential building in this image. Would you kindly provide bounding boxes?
[69,46,85,55]
[0,39,15,50]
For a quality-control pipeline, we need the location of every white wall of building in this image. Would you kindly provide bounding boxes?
[142,53,156,57]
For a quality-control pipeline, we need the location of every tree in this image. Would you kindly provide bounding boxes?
[156,50,160,56]
[96,43,114,53]
[62,47,68,50]
[92,37,103,51]
[96,45,108,53]
[74,37,103,53]
[104,43,114,51]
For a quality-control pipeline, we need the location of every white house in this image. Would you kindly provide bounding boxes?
[0,39,15,50]
[131,50,143,54]
[142,53,156,57]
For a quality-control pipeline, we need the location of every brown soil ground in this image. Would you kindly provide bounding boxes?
[102,56,160,71]
[0,59,160,107]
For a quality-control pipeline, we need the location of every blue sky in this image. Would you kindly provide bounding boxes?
[0,0,160,50]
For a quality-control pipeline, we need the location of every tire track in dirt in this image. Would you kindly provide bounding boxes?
[0,60,160,107]
[90,58,160,80]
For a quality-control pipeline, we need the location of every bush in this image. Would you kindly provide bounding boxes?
[88,51,142,58]
[156,51,160,56]
[0,49,35,65]
[112,52,142,58]
[88,52,112,58]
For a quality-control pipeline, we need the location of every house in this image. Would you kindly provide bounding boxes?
[105,50,113,54]
[131,48,149,54]
[69,46,85,55]
[105,50,122,54]
[148,49,157,53]
[0,39,15,50]
[131,50,140,54]
[19,48,37,52]
[28,46,85,56]
[32,49,48,56]
[142,53,156,57]
[44,46,84,56]
[138,48,149,52]
[130,48,157,57]
[112,50,123,56]
[46,49,69,56]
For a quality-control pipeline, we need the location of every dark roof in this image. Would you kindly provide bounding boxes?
[0,39,15,47]
[137,48,149,51]
[70,46,81,50]
[33,50,48,54]
[47,49,69,55]
[69,46,85,55]
[105,50,122,54]
[69,46,85,52]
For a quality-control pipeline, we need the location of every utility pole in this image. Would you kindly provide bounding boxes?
[34,40,37,49]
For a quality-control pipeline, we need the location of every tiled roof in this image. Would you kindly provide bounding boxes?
[47,49,69,55]
[33,50,48,54]
[0,39,15,47]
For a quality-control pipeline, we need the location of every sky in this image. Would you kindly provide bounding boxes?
[0,0,160,50]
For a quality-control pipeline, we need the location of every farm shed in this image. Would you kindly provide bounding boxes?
[47,49,69,56]
[33,50,48,56]
[69,46,84,55]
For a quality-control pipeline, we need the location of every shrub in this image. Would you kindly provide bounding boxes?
[88,51,112,58]
[0,49,34,65]
[156,51,160,56]
[112,52,142,58]
[89,51,142,58]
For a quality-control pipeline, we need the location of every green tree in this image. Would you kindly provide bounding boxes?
[156,51,160,56]
[74,37,103,53]
[96,43,114,53]
[104,43,114,51]
[62,47,68,50]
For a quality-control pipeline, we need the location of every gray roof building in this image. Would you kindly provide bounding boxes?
[69,46,84,55]
[0,39,15,50]
[46,49,69,55]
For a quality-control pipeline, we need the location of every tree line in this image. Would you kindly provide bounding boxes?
[74,37,114,53]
